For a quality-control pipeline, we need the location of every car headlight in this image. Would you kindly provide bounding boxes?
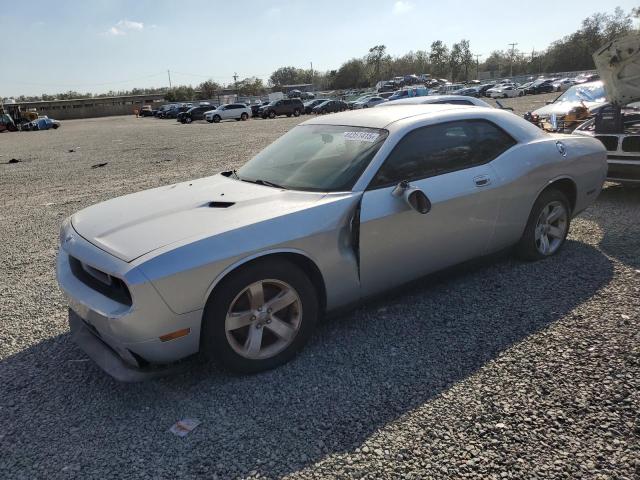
[59,216,72,246]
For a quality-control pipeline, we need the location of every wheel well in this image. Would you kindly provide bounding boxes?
[213,253,327,315]
[545,179,577,213]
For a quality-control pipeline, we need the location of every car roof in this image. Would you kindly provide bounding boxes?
[301,104,476,129]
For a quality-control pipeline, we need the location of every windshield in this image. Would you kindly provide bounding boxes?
[555,83,606,104]
[236,125,388,192]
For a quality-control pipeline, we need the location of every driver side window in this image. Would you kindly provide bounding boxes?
[370,120,516,188]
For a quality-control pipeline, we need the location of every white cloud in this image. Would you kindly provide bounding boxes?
[105,19,144,36]
[392,1,413,14]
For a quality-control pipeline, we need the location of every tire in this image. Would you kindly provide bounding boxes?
[241,113,248,121]
[201,258,319,373]
[269,111,276,119]
[213,115,221,123]
[503,94,508,99]
[293,109,300,117]
[515,188,571,261]
[185,117,192,124]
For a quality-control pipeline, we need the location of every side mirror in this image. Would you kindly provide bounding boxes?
[391,181,431,214]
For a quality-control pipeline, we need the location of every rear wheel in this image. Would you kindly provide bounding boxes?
[201,259,318,373]
[516,189,571,261]
[293,109,300,117]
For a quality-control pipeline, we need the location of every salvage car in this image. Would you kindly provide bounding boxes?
[573,105,640,185]
[178,105,216,124]
[57,104,607,381]
[303,99,328,114]
[379,95,492,108]
[22,116,61,131]
[490,85,523,99]
[352,96,387,109]
[525,81,608,132]
[204,104,251,123]
[259,98,304,119]
[571,33,640,186]
[311,100,348,114]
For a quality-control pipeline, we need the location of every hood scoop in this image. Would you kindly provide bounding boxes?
[208,201,235,208]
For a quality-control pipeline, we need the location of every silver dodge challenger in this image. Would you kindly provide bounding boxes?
[57,104,607,381]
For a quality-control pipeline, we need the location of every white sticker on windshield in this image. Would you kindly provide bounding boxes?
[343,131,380,142]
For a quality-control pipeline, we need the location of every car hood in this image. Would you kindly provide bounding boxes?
[533,99,606,117]
[71,174,327,262]
[594,33,640,106]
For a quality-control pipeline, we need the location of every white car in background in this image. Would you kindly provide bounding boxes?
[553,78,575,92]
[352,96,387,109]
[205,104,251,123]
[490,85,523,98]
[377,95,492,108]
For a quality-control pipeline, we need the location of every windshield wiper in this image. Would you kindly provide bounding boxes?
[240,177,287,189]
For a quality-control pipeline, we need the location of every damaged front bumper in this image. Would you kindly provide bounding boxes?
[68,309,186,382]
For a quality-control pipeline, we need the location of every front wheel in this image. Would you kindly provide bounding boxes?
[241,113,248,121]
[293,109,300,117]
[185,117,192,124]
[201,259,318,373]
[269,111,276,119]
[213,115,221,123]
[516,189,570,261]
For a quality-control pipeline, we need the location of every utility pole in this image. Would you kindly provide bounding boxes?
[474,54,481,80]
[310,62,313,88]
[508,42,518,78]
[167,69,172,89]
[233,72,238,100]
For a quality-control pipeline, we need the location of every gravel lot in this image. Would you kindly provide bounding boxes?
[1,98,638,479]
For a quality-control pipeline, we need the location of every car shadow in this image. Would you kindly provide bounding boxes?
[0,240,613,478]
[582,184,640,269]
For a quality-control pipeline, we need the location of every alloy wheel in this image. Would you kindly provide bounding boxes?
[534,201,568,255]
[225,279,302,360]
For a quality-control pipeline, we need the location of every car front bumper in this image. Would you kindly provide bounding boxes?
[68,309,185,382]
[57,226,203,380]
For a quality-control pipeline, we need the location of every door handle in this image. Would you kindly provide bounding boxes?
[474,175,491,187]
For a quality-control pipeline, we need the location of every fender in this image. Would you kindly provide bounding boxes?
[203,247,324,305]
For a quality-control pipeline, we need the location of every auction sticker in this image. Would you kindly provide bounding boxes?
[344,131,380,142]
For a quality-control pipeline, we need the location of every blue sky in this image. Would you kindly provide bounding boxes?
[1,0,636,96]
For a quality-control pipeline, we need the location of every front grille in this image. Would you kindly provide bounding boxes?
[69,256,132,306]
[621,136,640,153]
[595,135,619,152]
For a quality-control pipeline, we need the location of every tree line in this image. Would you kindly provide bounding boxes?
[9,6,637,102]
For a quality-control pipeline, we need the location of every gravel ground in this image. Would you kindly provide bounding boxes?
[0,103,638,480]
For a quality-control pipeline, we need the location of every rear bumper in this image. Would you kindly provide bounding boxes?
[69,309,185,382]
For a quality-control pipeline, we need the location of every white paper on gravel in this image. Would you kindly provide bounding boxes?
[169,418,201,437]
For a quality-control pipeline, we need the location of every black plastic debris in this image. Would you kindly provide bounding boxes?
[8,158,21,164]
[91,162,108,169]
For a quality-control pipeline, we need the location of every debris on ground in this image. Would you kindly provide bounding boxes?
[7,158,21,164]
[91,162,108,169]
[169,418,201,437]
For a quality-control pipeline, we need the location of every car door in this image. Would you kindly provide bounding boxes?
[359,119,516,297]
